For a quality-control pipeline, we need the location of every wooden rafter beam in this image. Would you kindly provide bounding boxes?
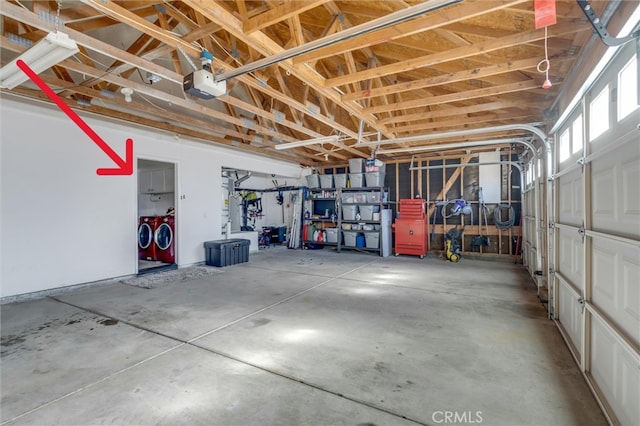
[365,79,551,114]
[70,0,365,145]
[392,113,541,133]
[11,80,316,166]
[323,1,395,112]
[326,20,588,88]
[236,1,248,21]
[293,0,528,65]
[182,0,384,139]
[289,14,306,47]
[379,100,545,125]
[273,68,303,125]
[343,54,575,102]
[244,0,330,34]
[0,0,348,159]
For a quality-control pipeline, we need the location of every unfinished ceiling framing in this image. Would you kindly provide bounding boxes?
[0,0,615,166]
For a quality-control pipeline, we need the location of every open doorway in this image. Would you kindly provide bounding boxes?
[137,159,177,274]
[222,168,302,253]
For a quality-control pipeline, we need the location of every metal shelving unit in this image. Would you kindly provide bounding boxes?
[304,186,391,256]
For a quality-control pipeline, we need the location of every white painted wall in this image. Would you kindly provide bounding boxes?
[0,96,302,298]
[138,192,174,217]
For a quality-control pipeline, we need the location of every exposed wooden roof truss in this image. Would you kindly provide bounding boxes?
[0,0,615,165]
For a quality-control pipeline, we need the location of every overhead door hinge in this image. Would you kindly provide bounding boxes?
[578,224,586,243]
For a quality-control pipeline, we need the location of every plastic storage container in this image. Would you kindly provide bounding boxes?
[359,205,374,220]
[319,174,334,188]
[333,174,347,188]
[326,228,339,243]
[365,172,385,187]
[364,158,386,173]
[366,192,381,203]
[306,174,320,188]
[349,158,364,173]
[353,192,367,203]
[343,231,359,246]
[364,231,380,248]
[365,191,388,203]
[342,205,358,220]
[204,239,250,267]
[349,173,364,188]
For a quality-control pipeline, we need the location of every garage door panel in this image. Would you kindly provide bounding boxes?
[558,170,583,226]
[591,166,615,217]
[592,238,640,345]
[590,315,640,426]
[528,247,537,272]
[619,349,640,426]
[591,143,640,240]
[558,280,583,355]
[527,220,536,248]
[557,228,583,288]
[621,160,640,220]
[622,256,640,334]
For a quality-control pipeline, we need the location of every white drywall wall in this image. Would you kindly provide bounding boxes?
[0,96,302,298]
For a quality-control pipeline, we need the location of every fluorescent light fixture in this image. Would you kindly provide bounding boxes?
[0,31,79,89]
[274,135,339,150]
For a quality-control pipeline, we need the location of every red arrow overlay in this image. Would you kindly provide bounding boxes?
[16,59,133,176]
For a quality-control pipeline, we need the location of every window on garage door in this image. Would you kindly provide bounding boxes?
[589,86,609,141]
[571,115,583,154]
[559,128,570,163]
[617,55,638,121]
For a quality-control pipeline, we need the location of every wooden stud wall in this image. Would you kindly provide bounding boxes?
[325,150,522,258]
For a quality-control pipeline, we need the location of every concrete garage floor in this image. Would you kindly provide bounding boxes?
[1,248,606,425]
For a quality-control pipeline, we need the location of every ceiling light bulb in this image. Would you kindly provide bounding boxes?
[542,79,552,89]
[121,87,133,102]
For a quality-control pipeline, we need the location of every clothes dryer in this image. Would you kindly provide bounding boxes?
[155,215,175,263]
[138,216,158,260]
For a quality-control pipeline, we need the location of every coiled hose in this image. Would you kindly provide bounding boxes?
[494,204,515,230]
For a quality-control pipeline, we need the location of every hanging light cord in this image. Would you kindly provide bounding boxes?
[537,26,550,81]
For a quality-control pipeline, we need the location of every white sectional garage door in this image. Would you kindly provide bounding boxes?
[553,42,639,426]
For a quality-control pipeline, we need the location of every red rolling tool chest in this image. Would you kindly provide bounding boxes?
[394,199,428,258]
